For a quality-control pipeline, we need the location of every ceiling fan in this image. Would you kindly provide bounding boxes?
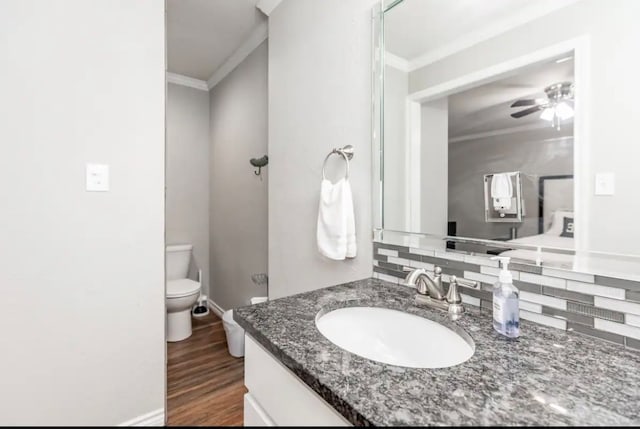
[510,81,574,120]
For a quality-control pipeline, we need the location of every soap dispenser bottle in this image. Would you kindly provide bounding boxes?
[491,256,520,338]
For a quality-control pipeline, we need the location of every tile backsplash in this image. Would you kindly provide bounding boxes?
[373,241,640,352]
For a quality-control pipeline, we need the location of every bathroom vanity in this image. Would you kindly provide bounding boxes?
[234,278,640,426]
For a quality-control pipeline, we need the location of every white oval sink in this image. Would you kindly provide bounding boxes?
[316,307,474,369]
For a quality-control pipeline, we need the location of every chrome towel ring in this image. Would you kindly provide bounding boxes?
[322,145,354,181]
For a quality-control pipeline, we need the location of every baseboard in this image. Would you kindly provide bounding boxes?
[208,298,225,318]
[118,408,165,426]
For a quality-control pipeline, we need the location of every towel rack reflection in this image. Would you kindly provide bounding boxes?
[322,145,354,181]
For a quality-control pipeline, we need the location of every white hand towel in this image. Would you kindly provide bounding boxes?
[491,173,513,210]
[317,178,357,260]
[344,180,356,258]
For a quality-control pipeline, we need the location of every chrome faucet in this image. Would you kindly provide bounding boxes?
[404,266,478,317]
[404,266,445,300]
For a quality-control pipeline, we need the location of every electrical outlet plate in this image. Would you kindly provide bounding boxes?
[594,172,615,195]
[86,163,109,192]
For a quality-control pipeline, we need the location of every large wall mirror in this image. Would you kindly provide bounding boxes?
[373,0,640,274]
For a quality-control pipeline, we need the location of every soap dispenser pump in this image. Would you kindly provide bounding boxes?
[491,256,520,338]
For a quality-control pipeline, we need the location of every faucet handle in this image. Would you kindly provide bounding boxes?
[434,266,442,276]
[455,277,479,289]
[447,276,466,317]
[446,276,462,305]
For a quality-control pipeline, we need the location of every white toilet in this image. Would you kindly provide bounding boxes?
[166,244,202,342]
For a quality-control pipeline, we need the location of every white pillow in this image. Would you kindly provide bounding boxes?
[547,210,574,236]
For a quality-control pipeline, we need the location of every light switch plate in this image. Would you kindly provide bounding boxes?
[86,163,109,192]
[594,172,615,196]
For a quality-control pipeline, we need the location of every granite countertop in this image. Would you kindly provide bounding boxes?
[234,278,640,426]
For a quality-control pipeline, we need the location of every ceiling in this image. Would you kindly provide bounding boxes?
[448,57,574,138]
[167,0,266,81]
[385,0,577,62]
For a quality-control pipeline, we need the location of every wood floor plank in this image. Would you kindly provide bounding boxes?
[167,313,245,426]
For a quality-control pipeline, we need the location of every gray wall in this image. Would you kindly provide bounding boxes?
[448,127,573,240]
[167,83,210,294]
[209,41,268,310]
[408,0,640,255]
[268,0,375,299]
[0,0,165,425]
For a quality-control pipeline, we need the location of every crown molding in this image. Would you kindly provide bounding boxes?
[166,72,209,91]
[407,0,582,72]
[256,0,283,16]
[448,121,573,144]
[207,21,268,90]
[384,52,410,72]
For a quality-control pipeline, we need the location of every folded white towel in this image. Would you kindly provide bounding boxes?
[344,181,356,258]
[491,173,513,211]
[317,178,357,260]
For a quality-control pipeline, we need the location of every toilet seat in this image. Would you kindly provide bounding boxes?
[167,278,201,298]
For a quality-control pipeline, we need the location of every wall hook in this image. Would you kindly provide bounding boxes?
[250,155,268,176]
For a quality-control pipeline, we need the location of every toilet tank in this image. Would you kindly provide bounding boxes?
[166,244,192,280]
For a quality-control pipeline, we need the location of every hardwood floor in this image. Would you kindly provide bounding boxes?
[167,313,246,426]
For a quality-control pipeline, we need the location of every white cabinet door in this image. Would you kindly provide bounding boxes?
[244,334,351,427]
[244,392,275,426]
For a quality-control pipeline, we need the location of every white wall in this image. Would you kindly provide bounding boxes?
[210,41,268,310]
[383,65,408,231]
[268,0,375,299]
[0,0,165,425]
[408,0,640,255]
[420,98,448,235]
[167,83,210,294]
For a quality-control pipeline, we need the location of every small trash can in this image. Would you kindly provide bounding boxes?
[222,309,245,357]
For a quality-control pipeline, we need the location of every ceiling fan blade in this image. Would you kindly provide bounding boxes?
[511,105,544,118]
[510,99,539,107]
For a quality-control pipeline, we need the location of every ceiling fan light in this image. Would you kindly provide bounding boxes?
[540,107,555,121]
[555,102,574,120]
